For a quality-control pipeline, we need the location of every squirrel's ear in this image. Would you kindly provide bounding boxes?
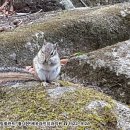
[43,39,47,45]
[54,43,58,49]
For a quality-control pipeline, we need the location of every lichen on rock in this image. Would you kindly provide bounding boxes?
[64,39,130,104]
[1,81,129,129]
[0,3,130,66]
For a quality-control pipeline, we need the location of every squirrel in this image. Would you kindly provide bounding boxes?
[0,40,68,86]
[33,40,61,83]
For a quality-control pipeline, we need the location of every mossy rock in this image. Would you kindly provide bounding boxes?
[0,81,129,129]
[72,0,130,7]
[0,3,130,66]
[63,40,130,104]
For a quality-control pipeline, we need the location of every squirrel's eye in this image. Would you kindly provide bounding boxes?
[51,51,55,56]
[51,52,54,56]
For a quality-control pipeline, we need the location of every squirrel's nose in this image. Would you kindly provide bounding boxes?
[45,58,49,63]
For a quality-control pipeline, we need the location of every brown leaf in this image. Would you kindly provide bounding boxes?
[60,59,69,65]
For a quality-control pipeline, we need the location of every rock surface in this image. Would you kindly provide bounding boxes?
[0,3,129,66]
[0,81,130,129]
[0,0,64,13]
[64,40,130,103]
[85,100,130,130]
[72,0,130,7]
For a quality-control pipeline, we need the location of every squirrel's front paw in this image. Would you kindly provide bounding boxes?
[41,82,49,87]
[50,81,60,87]
[41,81,60,87]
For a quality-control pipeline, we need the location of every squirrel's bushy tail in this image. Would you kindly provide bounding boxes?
[0,67,38,86]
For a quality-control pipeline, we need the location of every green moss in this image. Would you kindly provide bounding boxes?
[0,10,84,45]
[0,82,117,129]
[71,52,86,57]
[58,80,78,87]
[0,4,124,46]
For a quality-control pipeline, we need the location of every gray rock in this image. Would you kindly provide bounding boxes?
[47,86,76,98]
[114,102,130,130]
[0,3,130,66]
[64,40,130,103]
[85,100,130,130]
[85,100,109,110]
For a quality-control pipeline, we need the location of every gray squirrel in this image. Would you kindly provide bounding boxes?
[0,41,62,86]
[33,40,61,83]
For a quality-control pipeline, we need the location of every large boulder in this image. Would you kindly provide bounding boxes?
[0,0,64,13]
[63,40,130,103]
[0,81,130,129]
[0,3,129,66]
[14,0,64,13]
[72,0,130,7]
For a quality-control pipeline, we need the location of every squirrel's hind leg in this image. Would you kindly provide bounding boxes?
[48,66,61,82]
[41,81,50,87]
[38,70,50,87]
[37,69,46,81]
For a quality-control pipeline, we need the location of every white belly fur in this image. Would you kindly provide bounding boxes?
[33,56,61,81]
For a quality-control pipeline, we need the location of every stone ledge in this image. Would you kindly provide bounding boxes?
[64,40,130,103]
